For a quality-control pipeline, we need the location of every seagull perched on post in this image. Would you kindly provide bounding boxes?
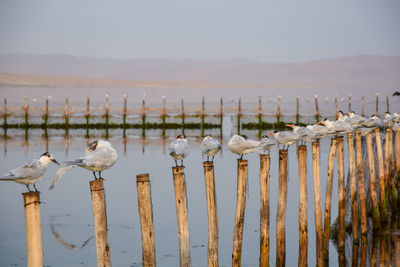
[169,135,189,167]
[268,130,298,150]
[227,134,264,159]
[200,134,222,162]
[49,140,117,190]
[0,152,59,192]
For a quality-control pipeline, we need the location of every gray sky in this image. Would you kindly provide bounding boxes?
[0,0,399,63]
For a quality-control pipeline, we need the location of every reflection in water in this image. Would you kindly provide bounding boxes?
[51,225,93,250]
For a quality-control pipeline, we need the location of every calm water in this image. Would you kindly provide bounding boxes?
[0,128,347,267]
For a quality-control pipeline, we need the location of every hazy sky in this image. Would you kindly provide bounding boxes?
[0,0,399,63]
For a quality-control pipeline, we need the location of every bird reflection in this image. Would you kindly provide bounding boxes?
[51,225,93,250]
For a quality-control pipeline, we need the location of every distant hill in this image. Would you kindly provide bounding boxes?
[0,54,399,88]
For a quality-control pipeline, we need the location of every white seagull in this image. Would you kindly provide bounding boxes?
[286,124,316,144]
[306,123,334,138]
[268,130,298,150]
[317,118,353,134]
[261,134,277,154]
[228,134,264,159]
[360,114,382,128]
[169,135,189,167]
[49,140,117,190]
[200,134,222,162]
[0,152,60,192]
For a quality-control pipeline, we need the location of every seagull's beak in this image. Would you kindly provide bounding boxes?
[286,124,294,128]
[52,159,61,166]
[267,132,273,135]
[316,121,324,125]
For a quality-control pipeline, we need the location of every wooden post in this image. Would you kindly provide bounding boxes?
[3,95,7,127]
[355,131,367,235]
[351,242,359,267]
[258,96,263,137]
[201,96,205,137]
[123,95,127,130]
[334,96,338,120]
[348,93,352,112]
[259,154,270,267]
[64,96,69,128]
[237,97,242,134]
[172,166,191,267]
[105,94,109,130]
[162,96,166,136]
[136,174,156,267]
[371,233,379,266]
[347,132,359,243]
[142,98,146,137]
[375,93,379,116]
[24,96,29,126]
[361,96,365,116]
[297,146,308,267]
[323,138,338,264]
[276,96,281,123]
[386,128,397,211]
[232,159,247,267]
[386,94,389,113]
[220,97,223,136]
[375,128,389,223]
[336,136,346,252]
[395,130,400,205]
[276,150,288,267]
[359,236,367,267]
[311,141,323,266]
[89,179,112,267]
[43,96,49,127]
[314,95,320,122]
[366,132,381,229]
[23,192,43,267]
[296,96,300,124]
[181,98,185,135]
[203,162,219,267]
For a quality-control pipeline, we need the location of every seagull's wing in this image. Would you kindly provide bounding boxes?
[1,162,39,180]
[77,146,116,168]
[49,165,76,190]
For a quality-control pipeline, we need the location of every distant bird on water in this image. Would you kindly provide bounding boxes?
[49,140,117,190]
[0,152,60,192]
[200,134,222,162]
[169,135,189,167]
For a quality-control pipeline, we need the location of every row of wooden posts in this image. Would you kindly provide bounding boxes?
[2,94,393,129]
[21,127,399,267]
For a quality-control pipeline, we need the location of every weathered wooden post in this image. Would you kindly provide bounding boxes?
[347,132,359,243]
[203,161,219,267]
[334,96,338,120]
[366,132,381,229]
[359,236,367,267]
[361,96,365,116]
[24,96,29,126]
[276,96,281,123]
[296,96,300,124]
[201,96,205,137]
[297,145,308,267]
[276,150,288,267]
[64,96,69,128]
[375,93,379,116]
[375,128,389,223]
[314,95,320,122]
[219,97,223,136]
[23,192,43,267]
[323,138,338,264]
[232,159,247,267]
[258,96,263,137]
[142,98,146,137]
[181,97,185,135]
[355,131,367,235]
[395,129,400,205]
[388,128,397,211]
[351,242,359,267]
[43,95,49,127]
[162,96,166,136]
[237,97,242,134]
[348,93,352,112]
[136,174,156,267]
[105,94,109,130]
[3,95,8,128]
[259,154,270,267]
[123,95,127,130]
[337,136,346,252]
[386,94,389,113]
[172,166,191,267]
[89,179,112,267]
[311,141,323,266]
[371,233,379,266]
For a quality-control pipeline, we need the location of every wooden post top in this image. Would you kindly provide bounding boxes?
[90,179,104,191]
[22,191,40,205]
[136,173,150,183]
[298,145,307,150]
[203,161,214,168]
[172,166,185,174]
[279,149,288,156]
[312,140,320,146]
[260,154,270,160]
[237,159,248,166]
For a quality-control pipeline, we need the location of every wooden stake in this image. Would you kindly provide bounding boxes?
[351,243,359,267]
[172,166,191,267]
[334,96,338,120]
[162,96,166,134]
[203,162,219,267]
[311,141,323,266]
[276,150,288,267]
[259,154,270,267]
[105,94,109,129]
[89,179,111,267]
[323,138,338,264]
[347,132,359,243]
[375,128,389,223]
[123,95,127,130]
[136,174,156,267]
[24,96,29,126]
[201,96,205,137]
[232,159,247,267]
[220,97,223,134]
[64,96,69,127]
[337,136,346,252]
[386,128,397,211]
[395,130,400,205]
[366,132,381,229]
[258,96,263,136]
[348,93,352,112]
[86,96,90,128]
[181,98,185,135]
[355,131,367,235]
[297,146,308,267]
[3,95,7,127]
[276,96,281,123]
[296,96,300,124]
[44,96,49,126]
[361,96,365,116]
[314,95,320,121]
[360,236,367,267]
[386,94,389,113]
[23,192,43,267]
[237,97,242,134]
[371,233,379,266]
[375,94,379,116]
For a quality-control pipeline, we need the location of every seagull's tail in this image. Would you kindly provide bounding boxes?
[49,165,76,190]
[0,177,16,181]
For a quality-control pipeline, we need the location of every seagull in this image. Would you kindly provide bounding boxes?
[337,110,349,121]
[0,152,60,192]
[317,118,353,134]
[49,140,117,190]
[393,122,400,132]
[383,112,395,127]
[260,134,276,154]
[346,111,367,128]
[286,124,316,144]
[200,134,222,162]
[392,112,400,123]
[227,134,264,159]
[306,123,334,138]
[360,114,382,128]
[169,135,189,167]
[268,130,298,150]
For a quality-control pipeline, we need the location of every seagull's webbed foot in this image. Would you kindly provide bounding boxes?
[33,184,38,192]
[92,171,97,180]
[26,185,32,192]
